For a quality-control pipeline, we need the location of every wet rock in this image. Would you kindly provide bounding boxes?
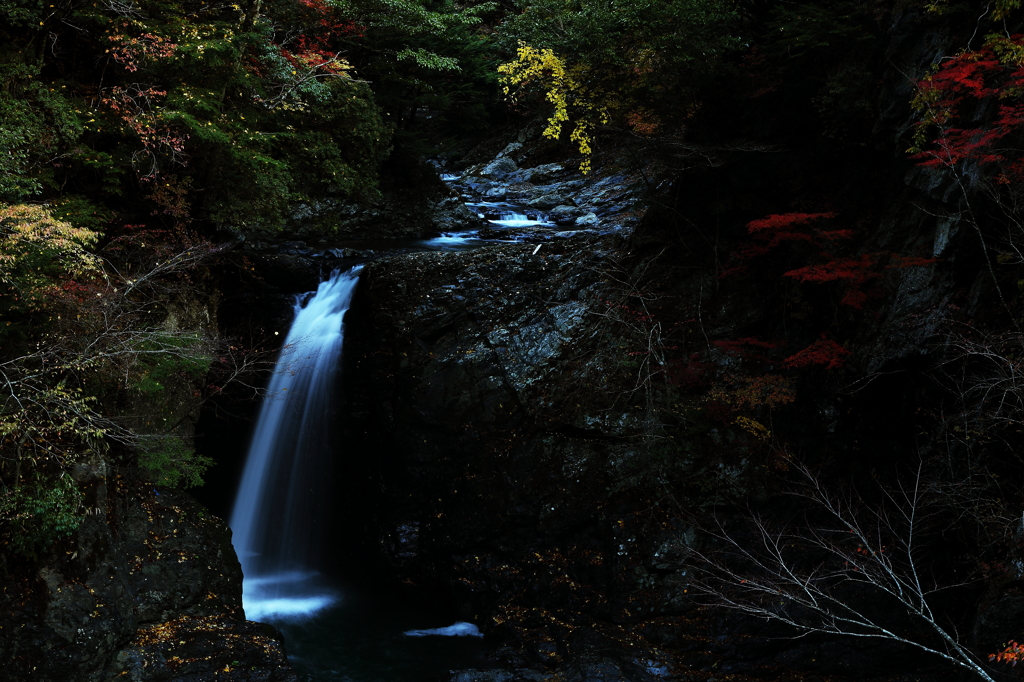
[500,142,524,158]
[573,174,640,213]
[548,205,580,225]
[104,615,297,682]
[481,157,519,178]
[575,213,600,226]
[317,247,367,259]
[348,236,718,679]
[287,190,480,240]
[431,196,484,233]
[560,628,660,682]
[0,480,292,681]
[276,240,309,255]
[526,192,570,210]
[523,163,564,184]
[446,670,546,682]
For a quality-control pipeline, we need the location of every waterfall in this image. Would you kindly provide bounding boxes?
[229,266,362,621]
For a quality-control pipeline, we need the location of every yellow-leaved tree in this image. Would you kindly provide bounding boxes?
[494,0,740,170]
[498,42,609,174]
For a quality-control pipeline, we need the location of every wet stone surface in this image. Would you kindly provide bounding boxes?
[0,477,294,682]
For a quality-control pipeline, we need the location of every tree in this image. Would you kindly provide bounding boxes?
[909,26,1024,320]
[0,204,262,557]
[494,0,740,170]
[688,461,1003,681]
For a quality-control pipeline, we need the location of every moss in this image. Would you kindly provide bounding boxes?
[0,474,83,558]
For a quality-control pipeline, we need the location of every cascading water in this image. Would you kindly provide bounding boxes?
[229,266,362,622]
[224,266,491,680]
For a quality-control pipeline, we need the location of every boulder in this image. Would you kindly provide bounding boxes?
[481,157,519,178]
[548,205,580,225]
[523,163,564,184]
[0,480,295,681]
[527,192,569,209]
[500,142,524,158]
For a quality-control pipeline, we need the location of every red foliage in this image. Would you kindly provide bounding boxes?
[838,288,869,308]
[747,212,838,233]
[713,337,782,363]
[667,358,710,389]
[41,277,105,307]
[783,253,883,308]
[714,337,780,352]
[100,86,189,176]
[782,335,851,370]
[102,222,187,270]
[784,253,878,284]
[142,174,193,223]
[887,255,939,269]
[106,28,177,73]
[913,34,1024,180]
[296,0,365,38]
[990,640,1024,666]
[745,212,840,250]
[281,0,365,72]
[721,212,845,278]
[728,210,936,308]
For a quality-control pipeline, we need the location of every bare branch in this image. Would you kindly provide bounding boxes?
[687,462,998,682]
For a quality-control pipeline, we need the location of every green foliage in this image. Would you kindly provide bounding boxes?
[337,0,500,137]
[497,0,737,69]
[756,1,882,140]
[50,195,117,234]
[924,0,1020,18]
[0,204,229,554]
[0,76,83,202]
[139,436,213,488]
[0,475,83,557]
[131,333,212,396]
[0,0,43,28]
[335,0,494,40]
[0,0,412,234]
[0,0,503,233]
[765,2,876,61]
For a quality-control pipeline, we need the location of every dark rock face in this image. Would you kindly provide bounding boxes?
[109,615,295,682]
[347,240,796,679]
[287,191,480,241]
[349,239,676,655]
[344,219,982,680]
[0,474,294,681]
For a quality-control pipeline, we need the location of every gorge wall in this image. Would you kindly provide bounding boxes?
[7,5,1024,682]
[337,8,1024,682]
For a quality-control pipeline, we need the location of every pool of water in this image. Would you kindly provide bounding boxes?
[262,578,493,682]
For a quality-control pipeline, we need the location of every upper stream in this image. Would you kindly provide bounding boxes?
[401,176,557,251]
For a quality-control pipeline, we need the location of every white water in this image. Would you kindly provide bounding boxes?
[469,201,553,229]
[404,622,483,638]
[229,267,362,622]
[418,231,486,249]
